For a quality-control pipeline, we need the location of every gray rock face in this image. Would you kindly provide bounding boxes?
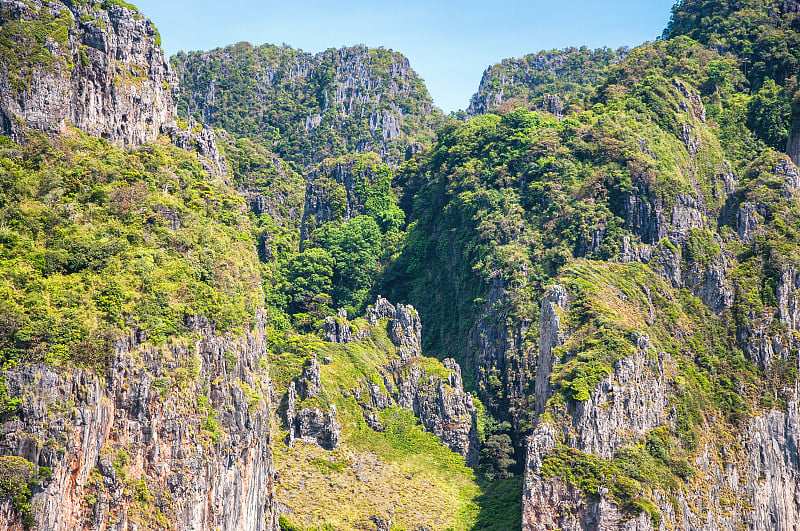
[775,156,800,197]
[522,283,800,531]
[0,313,276,531]
[745,391,800,531]
[293,406,341,450]
[175,44,437,166]
[542,94,564,118]
[788,121,800,167]
[777,266,800,331]
[735,265,800,368]
[685,254,735,315]
[298,358,322,399]
[617,236,652,264]
[670,193,706,243]
[571,347,669,458]
[162,118,227,176]
[365,297,422,360]
[535,285,568,415]
[653,241,683,288]
[467,47,627,115]
[736,201,767,243]
[623,193,668,245]
[675,78,706,124]
[0,0,176,146]
[324,310,355,344]
[389,304,422,360]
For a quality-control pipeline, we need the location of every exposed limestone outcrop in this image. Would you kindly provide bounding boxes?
[467,47,627,116]
[285,360,341,450]
[617,236,652,263]
[320,298,478,466]
[775,156,800,196]
[0,312,276,531]
[572,343,669,458]
[365,297,422,360]
[162,117,227,177]
[670,193,706,243]
[293,406,341,450]
[298,357,322,399]
[0,0,176,146]
[534,285,568,416]
[324,308,363,344]
[685,254,735,315]
[174,44,439,166]
[788,121,800,166]
[736,201,767,243]
[522,280,800,531]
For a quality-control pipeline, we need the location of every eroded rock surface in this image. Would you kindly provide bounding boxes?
[0,0,176,146]
[0,313,276,531]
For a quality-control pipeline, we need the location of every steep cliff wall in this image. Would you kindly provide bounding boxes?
[521,266,800,531]
[0,314,276,531]
[0,0,176,145]
[467,47,627,116]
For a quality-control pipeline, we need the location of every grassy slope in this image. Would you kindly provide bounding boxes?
[269,324,485,530]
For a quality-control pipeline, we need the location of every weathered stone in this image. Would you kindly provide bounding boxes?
[298,358,322,399]
[736,201,767,243]
[535,285,568,415]
[324,315,354,344]
[0,0,176,146]
[294,406,341,450]
[1,312,276,530]
[617,236,652,264]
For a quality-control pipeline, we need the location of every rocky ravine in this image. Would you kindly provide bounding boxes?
[0,313,276,531]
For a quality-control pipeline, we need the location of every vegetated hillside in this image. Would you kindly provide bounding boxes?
[1,0,800,529]
[381,22,800,531]
[0,3,499,531]
[172,43,448,167]
[664,0,800,162]
[467,47,628,116]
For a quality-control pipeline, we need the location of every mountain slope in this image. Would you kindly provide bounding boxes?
[468,47,627,116]
[173,43,447,167]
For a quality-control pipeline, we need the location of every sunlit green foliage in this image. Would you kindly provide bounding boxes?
[173,44,447,166]
[0,132,261,368]
[469,46,627,115]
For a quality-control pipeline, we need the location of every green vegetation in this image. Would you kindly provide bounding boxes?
[665,0,800,151]
[0,132,261,370]
[271,326,481,530]
[0,5,75,92]
[3,0,800,527]
[469,46,627,115]
[173,44,447,167]
[0,455,36,528]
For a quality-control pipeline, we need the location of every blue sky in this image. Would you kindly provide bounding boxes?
[133,0,677,113]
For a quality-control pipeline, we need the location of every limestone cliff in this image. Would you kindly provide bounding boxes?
[0,0,176,145]
[0,314,276,531]
[174,43,445,166]
[521,273,800,531]
[467,47,627,116]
